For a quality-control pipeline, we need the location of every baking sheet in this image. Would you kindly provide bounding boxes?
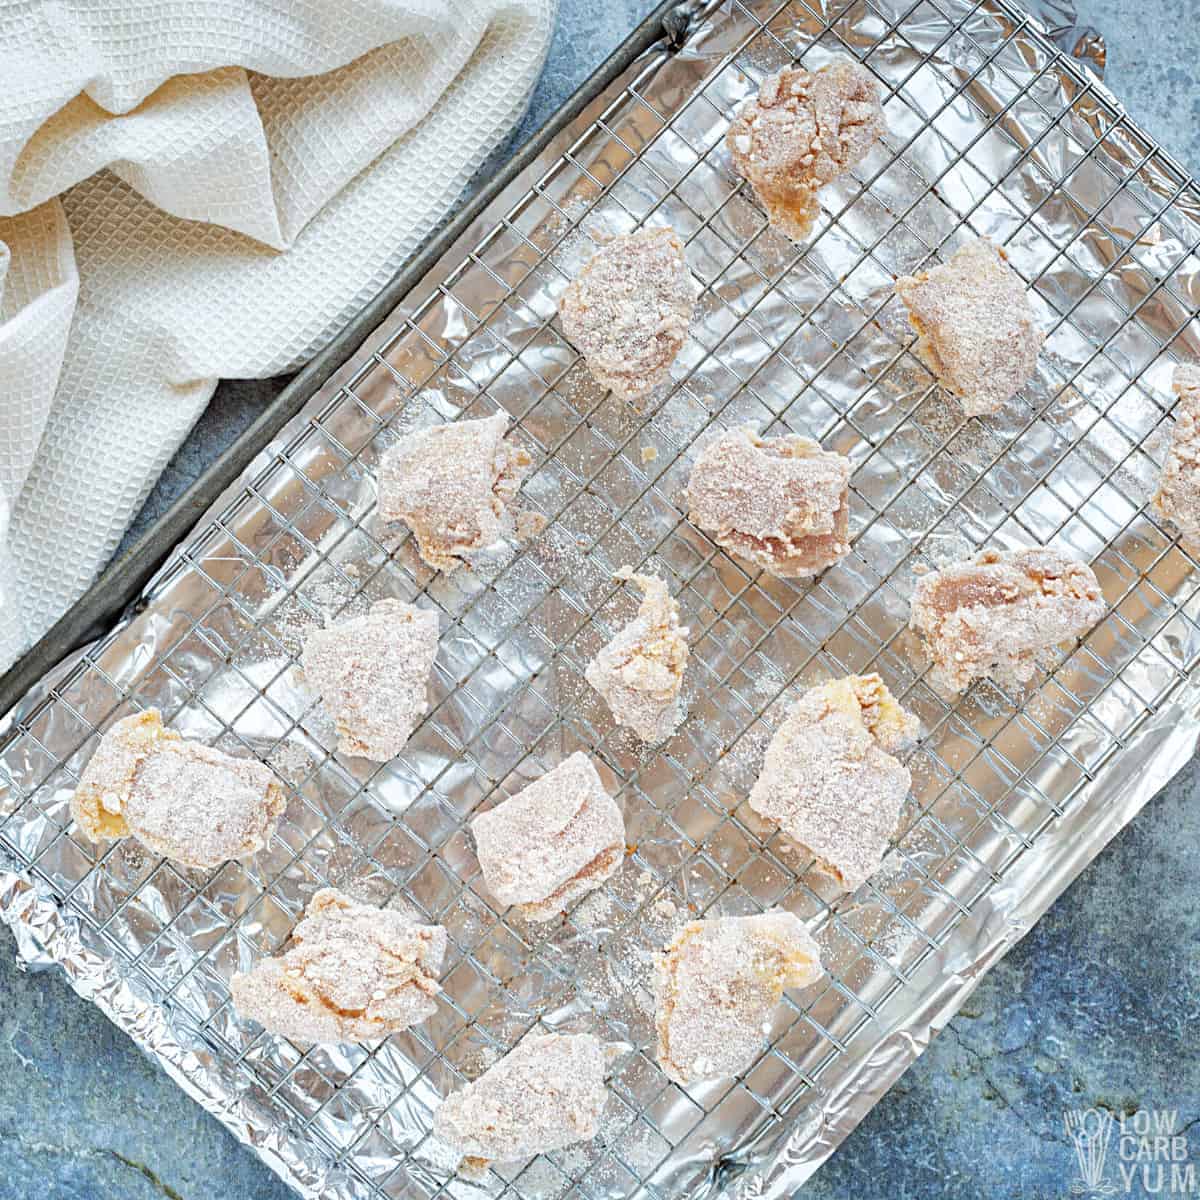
[4,1,1200,1197]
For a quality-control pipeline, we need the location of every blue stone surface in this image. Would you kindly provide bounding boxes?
[7,2,1200,1198]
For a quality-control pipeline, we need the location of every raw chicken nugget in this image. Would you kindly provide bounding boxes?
[377,413,532,572]
[748,674,917,891]
[909,546,1106,694]
[231,888,445,1043]
[471,752,624,922]
[726,59,886,242]
[895,238,1043,416]
[71,709,285,869]
[655,910,823,1085]
[1152,364,1200,556]
[301,598,438,761]
[434,1032,612,1168]
[585,568,689,743]
[558,227,698,404]
[685,425,852,577]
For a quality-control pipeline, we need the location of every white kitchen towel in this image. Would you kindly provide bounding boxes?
[0,0,556,671]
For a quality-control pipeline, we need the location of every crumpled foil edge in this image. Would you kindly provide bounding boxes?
[0,868,353,1197]
[1024,0,1108,78]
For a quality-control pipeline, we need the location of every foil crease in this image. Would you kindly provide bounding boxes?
[4,2,1197,1199]
[1025,0,1108,77]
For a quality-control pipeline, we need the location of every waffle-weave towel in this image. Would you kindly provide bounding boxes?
[0,0,556,669]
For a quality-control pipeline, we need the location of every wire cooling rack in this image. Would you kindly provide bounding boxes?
[4,1,1200,1197]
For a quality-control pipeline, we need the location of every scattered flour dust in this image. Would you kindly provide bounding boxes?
[516,509,549,540]
[267,560,370,656]
[266,737,319,784]
[754,659,787,698]
[513,1156,577,1200]
[570,888,617,933]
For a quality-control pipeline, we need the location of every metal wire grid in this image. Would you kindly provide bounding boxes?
[3,0,1200,1197]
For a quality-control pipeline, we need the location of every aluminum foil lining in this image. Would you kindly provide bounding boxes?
[5,2,1199,1198]
[1025,0,1108,77]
